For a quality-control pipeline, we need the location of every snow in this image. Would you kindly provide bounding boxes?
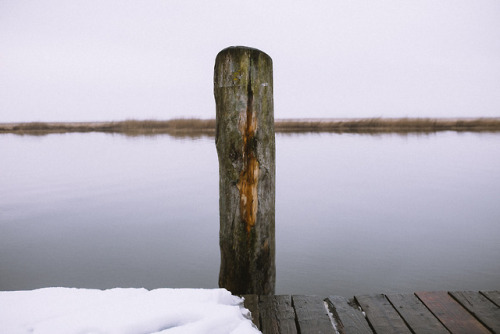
[0,288,261,334]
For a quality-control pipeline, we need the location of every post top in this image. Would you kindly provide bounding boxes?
[216,46,271,61]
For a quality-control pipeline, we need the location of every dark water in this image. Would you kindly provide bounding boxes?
[1,132,499,296]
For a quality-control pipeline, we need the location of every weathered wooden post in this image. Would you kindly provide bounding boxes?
[214,46,275,295]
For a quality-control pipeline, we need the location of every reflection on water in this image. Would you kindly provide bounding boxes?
[1,132,499,296]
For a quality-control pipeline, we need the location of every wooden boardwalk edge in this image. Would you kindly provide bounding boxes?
[242,291,500,334]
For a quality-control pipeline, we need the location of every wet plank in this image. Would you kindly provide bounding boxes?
[481,290,500,307]
[355,294,411,334]
[242,295,261,330]
[416,291,490,334]
[292,295,336,334]
[326,295,373,334]
[450,291,500,333]
[259,295,297,334]
[386,293,449,334]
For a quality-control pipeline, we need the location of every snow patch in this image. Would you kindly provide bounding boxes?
[0,287,261,334]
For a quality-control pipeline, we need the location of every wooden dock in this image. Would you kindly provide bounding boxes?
[242,291,500,334]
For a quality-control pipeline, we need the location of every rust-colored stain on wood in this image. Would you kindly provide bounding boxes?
[237,69,259,234]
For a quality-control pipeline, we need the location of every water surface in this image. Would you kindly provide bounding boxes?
[1,132,499,296]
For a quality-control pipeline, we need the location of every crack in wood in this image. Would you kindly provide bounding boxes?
[237,60,259,235]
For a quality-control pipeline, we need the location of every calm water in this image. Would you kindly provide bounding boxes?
[1,132,499,296]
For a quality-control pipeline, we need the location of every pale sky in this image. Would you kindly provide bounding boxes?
[1,0,499,122]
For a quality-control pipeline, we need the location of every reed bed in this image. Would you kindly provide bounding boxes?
[275,118,500,134]
[0,119,216,136]
[1,118,500,136]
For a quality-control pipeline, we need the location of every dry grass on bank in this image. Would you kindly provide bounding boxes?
[112,119,216,135]
[0,119,216,136]
[1,118,500,136]
[275,118,500,134]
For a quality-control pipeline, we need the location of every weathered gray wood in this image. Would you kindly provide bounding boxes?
[259,295,297,334]
[450,291,500,333]
[416,291,490,334]
[214,46,275,295]
[355,294,412,334]
[242,295,261,330]
[481,290,500,307]
[326,295,373,334]
[385,293,449,334]
[292,295,336,334]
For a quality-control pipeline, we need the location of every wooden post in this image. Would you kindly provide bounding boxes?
[214,46,275,295]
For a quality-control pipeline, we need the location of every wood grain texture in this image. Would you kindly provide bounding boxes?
[237,291,500,334]
[242,294,261,330]
[259,295,297,334]
[450,291,500,333]
[386,293,449,334]
[292,295,336,334]
[416,291,490,334]
[326,295,372,334]
[355,294,411,334]
[215,46,275,295]
[481,291,500,308]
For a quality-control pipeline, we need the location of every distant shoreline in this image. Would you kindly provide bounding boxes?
[1,117,500,136]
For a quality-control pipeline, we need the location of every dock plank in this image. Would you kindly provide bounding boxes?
[416,291,490,334]
[292,295,336,334]
[239,291,499,334]
[326,295,373,334]
[450,291,500,333]
[386,293,449,334]
[259,295,297,334]
[481,290,500,307]
[355,294,411,334]
[242,295,261,330]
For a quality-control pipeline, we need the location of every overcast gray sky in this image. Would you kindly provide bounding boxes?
[1,0,499,122]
